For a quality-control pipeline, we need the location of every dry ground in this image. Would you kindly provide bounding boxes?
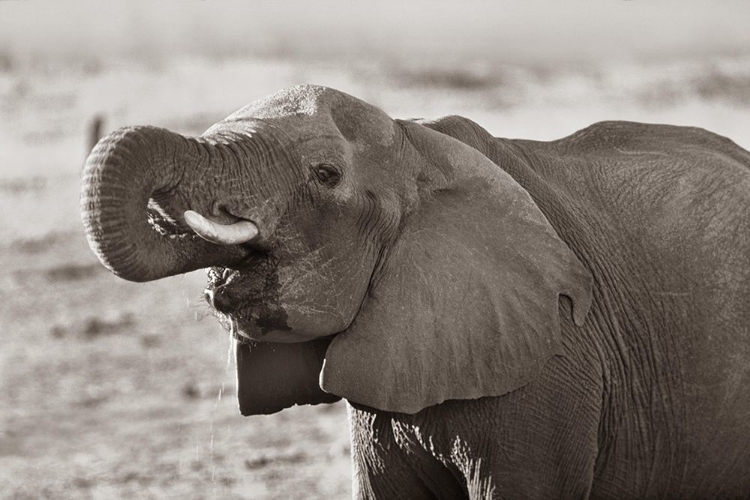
[1,227,352,499]
[1,55,748,499]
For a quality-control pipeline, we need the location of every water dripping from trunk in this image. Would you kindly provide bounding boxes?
[208,325,237,498]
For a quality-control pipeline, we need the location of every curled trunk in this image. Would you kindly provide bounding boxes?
[81,126,248,282]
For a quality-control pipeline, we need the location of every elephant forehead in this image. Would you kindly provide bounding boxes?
[228,85,333,121]
[219,85,397,149]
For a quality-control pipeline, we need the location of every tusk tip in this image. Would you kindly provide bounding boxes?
[184,210,205,231]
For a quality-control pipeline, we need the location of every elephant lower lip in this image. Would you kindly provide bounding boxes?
[231,322,255,342]
[224,317,264,342]
[234,318,309,343]
[209,295,273,335]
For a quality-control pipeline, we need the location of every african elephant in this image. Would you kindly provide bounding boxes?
[81,85,750,499]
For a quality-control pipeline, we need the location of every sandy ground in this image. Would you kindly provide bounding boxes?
[1,55,748,498]
[0,230,352,499]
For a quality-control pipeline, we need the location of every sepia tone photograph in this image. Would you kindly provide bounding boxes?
[1,1,750,498]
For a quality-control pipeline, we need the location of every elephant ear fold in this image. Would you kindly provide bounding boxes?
[320,124,592,414]
[236,339,340,415]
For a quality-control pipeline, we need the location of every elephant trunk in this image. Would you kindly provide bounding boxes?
[81,126,249,282]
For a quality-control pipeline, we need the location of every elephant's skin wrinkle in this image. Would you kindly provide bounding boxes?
[477,120,750,498]
[82,85,750,498]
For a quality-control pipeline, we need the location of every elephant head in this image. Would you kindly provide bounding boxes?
[82,85,592,415]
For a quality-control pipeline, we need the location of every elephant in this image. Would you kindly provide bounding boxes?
[81,84,750,499]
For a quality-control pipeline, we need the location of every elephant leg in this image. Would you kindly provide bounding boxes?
[410,347,602,499]
[352,456,464,500]
[479,353,600,499]
[348,404,467,500]
[347,320,602,499]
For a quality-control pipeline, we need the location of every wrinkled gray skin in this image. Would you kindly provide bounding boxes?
[82,85,750,499]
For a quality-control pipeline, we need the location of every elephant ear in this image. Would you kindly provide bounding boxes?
[236,338,340,415]
[320,121,593,413]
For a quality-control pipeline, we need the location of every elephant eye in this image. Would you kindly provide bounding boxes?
[312,164,342,187]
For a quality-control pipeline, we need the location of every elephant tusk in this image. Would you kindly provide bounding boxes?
[184,210,259,245]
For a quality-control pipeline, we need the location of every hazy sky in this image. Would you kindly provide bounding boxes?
[1,1,749,64]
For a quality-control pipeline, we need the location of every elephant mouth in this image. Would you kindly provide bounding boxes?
[206,265,239,290]
[204,256,292,341]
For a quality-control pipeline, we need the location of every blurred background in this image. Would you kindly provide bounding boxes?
[1,1,748,498]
